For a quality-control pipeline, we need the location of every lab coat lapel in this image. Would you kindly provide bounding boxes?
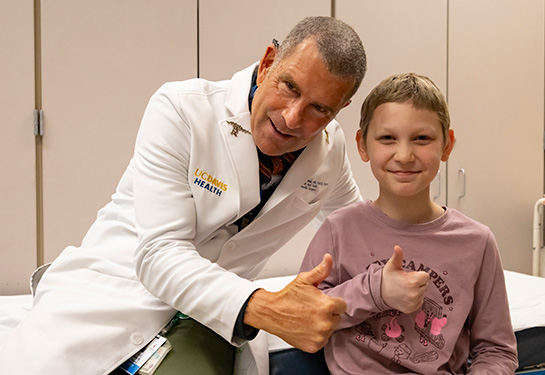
[219,114,260,220]
[219,62,261,220]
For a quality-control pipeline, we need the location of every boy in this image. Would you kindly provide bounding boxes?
[299,73,518,374]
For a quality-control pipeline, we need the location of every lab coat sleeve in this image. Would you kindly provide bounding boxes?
[467,231,518,374]
[131,83,258,345]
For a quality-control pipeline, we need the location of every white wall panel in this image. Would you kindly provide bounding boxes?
[0,0,36,294]
[448,0,544,273]
[335,0,448,206]
[198,0,331,277]
[1,1,543,291]
[40,1,198,263]
[199,0,331,81]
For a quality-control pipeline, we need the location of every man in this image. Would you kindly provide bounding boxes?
[0,16,366,375]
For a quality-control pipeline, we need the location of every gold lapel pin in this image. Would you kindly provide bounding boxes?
[227,121,251,137]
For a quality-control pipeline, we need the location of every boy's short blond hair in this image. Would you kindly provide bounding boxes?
[359,73,450,143]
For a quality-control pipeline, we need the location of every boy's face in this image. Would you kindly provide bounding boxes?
[356,102,455,200]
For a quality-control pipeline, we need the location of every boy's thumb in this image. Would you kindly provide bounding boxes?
[300,253,333,287]
[385,245,405,272]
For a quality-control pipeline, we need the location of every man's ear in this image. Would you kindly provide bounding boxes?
[441,129,456,162]
[256,44,277,86]
[356,129,370,162]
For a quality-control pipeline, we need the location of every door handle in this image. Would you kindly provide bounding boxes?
[458,168,466,198]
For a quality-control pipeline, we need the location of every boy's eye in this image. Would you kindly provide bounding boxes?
[378,135,395,143]
[414,135,432,144]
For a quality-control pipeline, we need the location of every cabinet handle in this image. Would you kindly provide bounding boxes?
[458,168,466,198]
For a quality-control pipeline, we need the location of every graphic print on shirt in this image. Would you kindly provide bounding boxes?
[355,322,387,354]
[355,258,453,368]
[381,315,405,343]
[393,343,412,364]
[414,298,447,349]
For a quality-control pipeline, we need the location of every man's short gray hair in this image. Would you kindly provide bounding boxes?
[274,16,367,99]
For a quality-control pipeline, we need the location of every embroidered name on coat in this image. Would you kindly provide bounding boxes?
[194,168,228,197]
[301,179,329,192]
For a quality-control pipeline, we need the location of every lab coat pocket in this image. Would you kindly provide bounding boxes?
[292,196,320,213]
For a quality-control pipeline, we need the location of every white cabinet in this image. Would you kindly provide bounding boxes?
[447,0,544,274]
[0,1,198,294]
[0,0,333,291]
[0,0,37,294]
[198,0,331,81]
[264,0,545,277]
[197,0,333,278]
[335,0,449,205]
[258,0,450,277]
[1,1,543,293]
[40,1,198,264]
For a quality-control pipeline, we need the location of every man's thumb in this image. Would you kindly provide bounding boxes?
[385,245,404,271]
[300,253,333,287]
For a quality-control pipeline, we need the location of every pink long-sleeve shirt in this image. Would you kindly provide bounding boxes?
[300,200,518,374]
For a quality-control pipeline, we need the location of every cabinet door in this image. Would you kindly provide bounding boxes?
[40,1,198,263]
[0,0,36,294]
[448,0,544,274]
[335,0,448,206]
[199,0,331,277]
[199,0,331,81]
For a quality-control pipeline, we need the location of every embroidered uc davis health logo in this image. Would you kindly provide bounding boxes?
[193,168,228,197]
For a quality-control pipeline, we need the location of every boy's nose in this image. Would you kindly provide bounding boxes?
[394,144,415,163]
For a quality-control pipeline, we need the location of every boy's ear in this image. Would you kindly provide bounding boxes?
[256,44,276,86]
[356,129,370,162]
[441,129,456,162]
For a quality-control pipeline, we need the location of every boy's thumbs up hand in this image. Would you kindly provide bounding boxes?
[381,245,429,314]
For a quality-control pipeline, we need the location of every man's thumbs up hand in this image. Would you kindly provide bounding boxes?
[299,252,334,288]
[244,254,346,353]
[381,245,429,314]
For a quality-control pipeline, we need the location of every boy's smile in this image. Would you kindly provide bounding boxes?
[357,101,455,202]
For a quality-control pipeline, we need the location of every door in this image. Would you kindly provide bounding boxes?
[335,0,449,206]
[199,0,332,277]
[0,0,37,294]
[40,0,198,263]
[447,0,544,274]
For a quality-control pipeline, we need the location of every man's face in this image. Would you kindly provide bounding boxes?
[250,39,354,156]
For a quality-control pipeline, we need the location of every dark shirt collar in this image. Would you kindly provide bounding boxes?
[248,66,258,112]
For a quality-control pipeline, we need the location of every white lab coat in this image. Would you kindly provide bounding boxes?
[0,63,360,375]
